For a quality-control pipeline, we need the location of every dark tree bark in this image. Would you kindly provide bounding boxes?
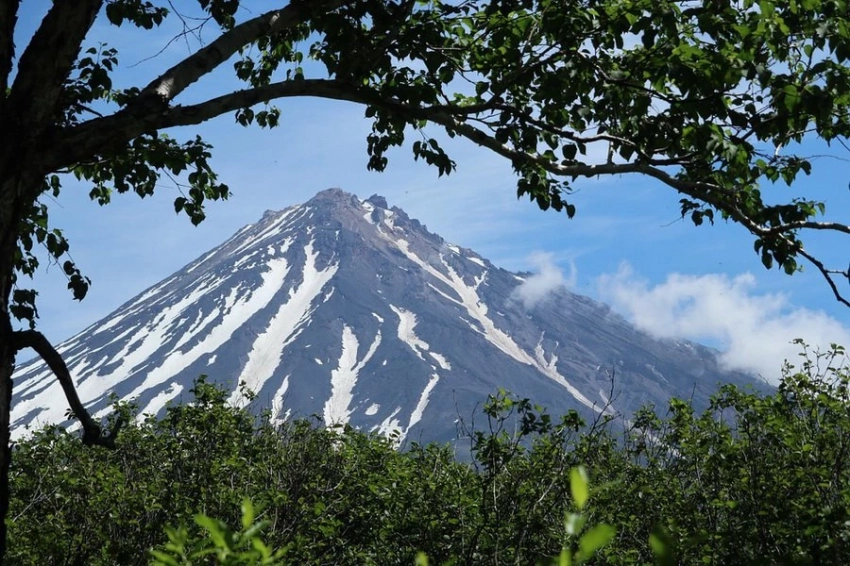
[0,316,13,560]
[0,175,23,561]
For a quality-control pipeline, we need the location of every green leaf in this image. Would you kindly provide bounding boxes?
[148,550,180,566]
[570,466,589,509]
[782,84,799,112]
[577,523,616,563]
[241,498,255,530]
[649,526,677,566]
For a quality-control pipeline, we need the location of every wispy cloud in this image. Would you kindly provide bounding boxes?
[596,263,850,382]
[512,252,576,309]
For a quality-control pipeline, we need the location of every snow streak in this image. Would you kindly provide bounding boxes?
[394,239,595,410]
[390,305,451,370]
[323,325,381,426]
[233,240,338,407]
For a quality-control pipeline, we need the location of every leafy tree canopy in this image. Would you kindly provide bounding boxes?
[3,0,850,322]
[2,0,850,559]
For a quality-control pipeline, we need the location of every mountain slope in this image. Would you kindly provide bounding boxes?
[12,188,763,444]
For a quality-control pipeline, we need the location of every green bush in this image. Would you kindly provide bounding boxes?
[7,344,850,564]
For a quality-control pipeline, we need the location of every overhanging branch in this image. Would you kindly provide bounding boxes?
[135,0,351,106]
[11,330,122,447]
[158,79,372,127]
[45,65,850,313]
[414,106,744,209]
[46,78,369,169]
[764,221,850,238]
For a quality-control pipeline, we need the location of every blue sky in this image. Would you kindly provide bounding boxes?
[16,1,850,382]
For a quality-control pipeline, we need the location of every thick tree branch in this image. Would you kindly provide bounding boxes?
[0,0,20,94]
[44,78,368,169]
[135,0,351,106]
[11,330,122,448]
[7,0,104,129]
[49,76,746,227]
[159,79,370,127]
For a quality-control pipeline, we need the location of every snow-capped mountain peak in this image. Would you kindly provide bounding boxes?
[12,189,760,444]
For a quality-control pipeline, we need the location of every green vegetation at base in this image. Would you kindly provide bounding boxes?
[8,342,850,565]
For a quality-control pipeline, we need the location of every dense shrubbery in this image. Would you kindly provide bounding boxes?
[7,343,850,565]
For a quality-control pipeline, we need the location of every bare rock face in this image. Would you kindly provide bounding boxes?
[12,188,764,445]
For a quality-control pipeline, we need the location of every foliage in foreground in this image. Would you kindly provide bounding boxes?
[8,343,850,565]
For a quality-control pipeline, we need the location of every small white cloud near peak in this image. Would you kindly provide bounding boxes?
[512,252,576,310]
[596,263,850,383]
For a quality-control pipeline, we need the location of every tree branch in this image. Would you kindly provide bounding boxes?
[45,78,368,169]
[763,221,850,237]
[0,0,20,94]
[795,247,850,309]
[48,76,742,223]
[134,0,351,107]
[45,66,850,309]
[413,106,743,205]
[7,0,104,129]
[11,330,122,447]
[159,79,370,127]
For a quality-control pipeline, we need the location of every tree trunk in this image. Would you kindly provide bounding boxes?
[0,315,12,561]
[0,167,30,562]
[0,244,15,562]
[0,162,120,560]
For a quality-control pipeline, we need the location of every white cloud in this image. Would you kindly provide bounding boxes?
[596,263,850,383]
[512,252,576,310]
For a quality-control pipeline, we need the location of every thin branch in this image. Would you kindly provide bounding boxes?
[11,330,122,448]
[128,17,210,69]
[160,79,376,126]
[7,0,105,128]
[412,104,743,204]
[795,247,850,309]
[764,221,850,237]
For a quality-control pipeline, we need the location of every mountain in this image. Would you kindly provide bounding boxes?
[11,188,763,445]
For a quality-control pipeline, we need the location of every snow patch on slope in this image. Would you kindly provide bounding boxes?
[270,375,291,424]
[376,407,403,439]
[139,383,184,417]
[390,305,428,360]
[364,403,380,416]
[233,240,338,406]
[407,373,440,434]
[389,305,451,370]
[429,353,451,371]
[323,325,381,426]
[229,206,304,257]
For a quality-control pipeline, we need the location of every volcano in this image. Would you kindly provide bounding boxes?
[11,188,762,444]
